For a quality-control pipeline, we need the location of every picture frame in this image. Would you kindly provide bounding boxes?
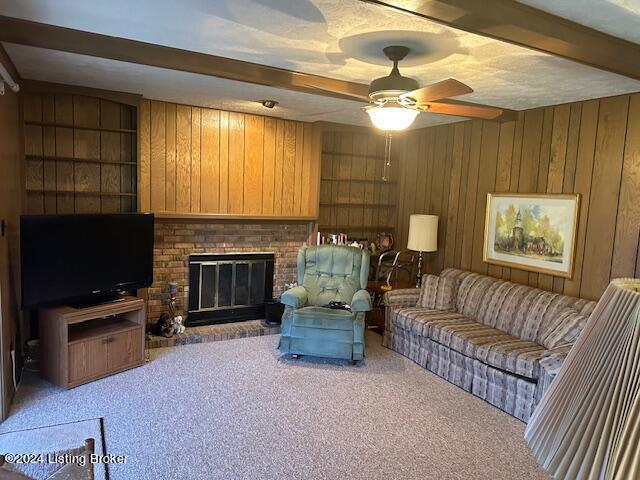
[483,193,580,278]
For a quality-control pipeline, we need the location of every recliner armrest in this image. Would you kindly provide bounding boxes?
[280,286,308,308]
[351,289,372,312]
[383,288,421,308]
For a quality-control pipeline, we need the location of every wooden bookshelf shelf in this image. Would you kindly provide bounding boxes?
[321,177,397,185]
[25,121,137,134]
[26,155,137,166]
[322,151,385,161]
[318,225,395,231]
[320,202,396,208]
[68,318,140,345]
[27,189,136,197]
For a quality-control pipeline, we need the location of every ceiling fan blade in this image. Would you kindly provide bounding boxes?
[401,79,473,103]
[304,84,370,103]
[417,101,505,120]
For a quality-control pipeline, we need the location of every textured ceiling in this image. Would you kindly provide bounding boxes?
[2,0,640,128]
[517,0,640,44]
[3,43,465,128]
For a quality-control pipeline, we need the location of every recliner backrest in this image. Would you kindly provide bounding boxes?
[297,245,370,307]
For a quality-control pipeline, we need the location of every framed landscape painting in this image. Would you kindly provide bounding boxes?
[483,193,580,278]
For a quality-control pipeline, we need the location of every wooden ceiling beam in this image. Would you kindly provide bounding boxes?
[361,0,640,81]
[0,15,370,102]
[0,14,518,120]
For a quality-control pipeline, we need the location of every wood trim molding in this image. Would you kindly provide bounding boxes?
[153,212,317,222]
[22,79,141,107]
[361,0,640,81]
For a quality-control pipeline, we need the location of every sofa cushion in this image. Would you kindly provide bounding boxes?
[537,307,591,349]
[293,306,353,331]
[428,318,514,357]
[428,317,545,379]
[391,307,467,337]
[474,337,546,379]
[418,274,458,310]
[453,270,594,344]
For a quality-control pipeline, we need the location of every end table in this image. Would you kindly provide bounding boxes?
[366,280,414,334]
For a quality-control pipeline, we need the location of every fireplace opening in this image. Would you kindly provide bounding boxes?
[187,252,275,326]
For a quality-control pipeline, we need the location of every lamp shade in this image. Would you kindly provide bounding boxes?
[366,104,419,131]
[525,278,640,480]
[406,214,438,252]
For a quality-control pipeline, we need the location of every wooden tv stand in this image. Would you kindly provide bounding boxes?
[39,296,145,388]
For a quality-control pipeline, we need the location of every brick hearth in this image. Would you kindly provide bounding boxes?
[145,320,281,349]
[147,219,311,324]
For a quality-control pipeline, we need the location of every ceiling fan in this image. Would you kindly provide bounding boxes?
[312,45,506,131]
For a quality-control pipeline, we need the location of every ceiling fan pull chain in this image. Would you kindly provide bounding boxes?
[382,133,392,182]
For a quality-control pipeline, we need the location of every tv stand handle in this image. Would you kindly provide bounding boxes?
[101,336,115,344]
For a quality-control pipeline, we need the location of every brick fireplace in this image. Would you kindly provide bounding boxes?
[147,220,311,324]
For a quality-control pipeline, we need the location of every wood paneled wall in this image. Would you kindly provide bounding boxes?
[318,128,398,242]
[0,76,23,419]
[396,93,640,300]
[138,100,322,218]
[23,93,137,214]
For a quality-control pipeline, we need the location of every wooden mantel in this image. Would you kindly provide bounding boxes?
[153,212,317,222]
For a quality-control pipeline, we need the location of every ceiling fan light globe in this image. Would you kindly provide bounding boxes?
[366,105,419,131]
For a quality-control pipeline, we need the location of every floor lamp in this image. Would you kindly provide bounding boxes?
[525,278,640,480]
[406,214,438,288]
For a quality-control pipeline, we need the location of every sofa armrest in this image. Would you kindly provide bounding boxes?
[351,289,372,312]
[540,345,573,378]
[280,286,308,309]
[538,345,573,399]
[383,288,420,308]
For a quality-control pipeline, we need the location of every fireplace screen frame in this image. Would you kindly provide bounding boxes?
[187,252,275,326]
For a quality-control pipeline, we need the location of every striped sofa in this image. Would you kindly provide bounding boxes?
[383,268,596,422]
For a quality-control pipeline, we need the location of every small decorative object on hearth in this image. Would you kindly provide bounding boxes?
[525,278,640,480]
[152,313,174,338]
[171,315,186,335]
[407,214,438,287]
[150,281,181,338]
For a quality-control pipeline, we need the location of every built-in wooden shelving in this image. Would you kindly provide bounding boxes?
[26,155,137,167]
[320,177,397,185]
[318,225,395,231]
[320,202,395,208]
[24,93,138,214]
[318,132,398,242]
[27,189,136,197]
[322,151,386,161]
[25,120,137,134]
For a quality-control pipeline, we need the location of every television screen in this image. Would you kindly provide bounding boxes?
[20,213,154,308]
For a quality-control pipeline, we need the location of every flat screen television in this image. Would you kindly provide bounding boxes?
[20,213,154,308]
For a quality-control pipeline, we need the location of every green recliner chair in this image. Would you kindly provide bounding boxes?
[278,245,372,362]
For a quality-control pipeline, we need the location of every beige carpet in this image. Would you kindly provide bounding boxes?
[1,331,548,479]
[0,418,107,480]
